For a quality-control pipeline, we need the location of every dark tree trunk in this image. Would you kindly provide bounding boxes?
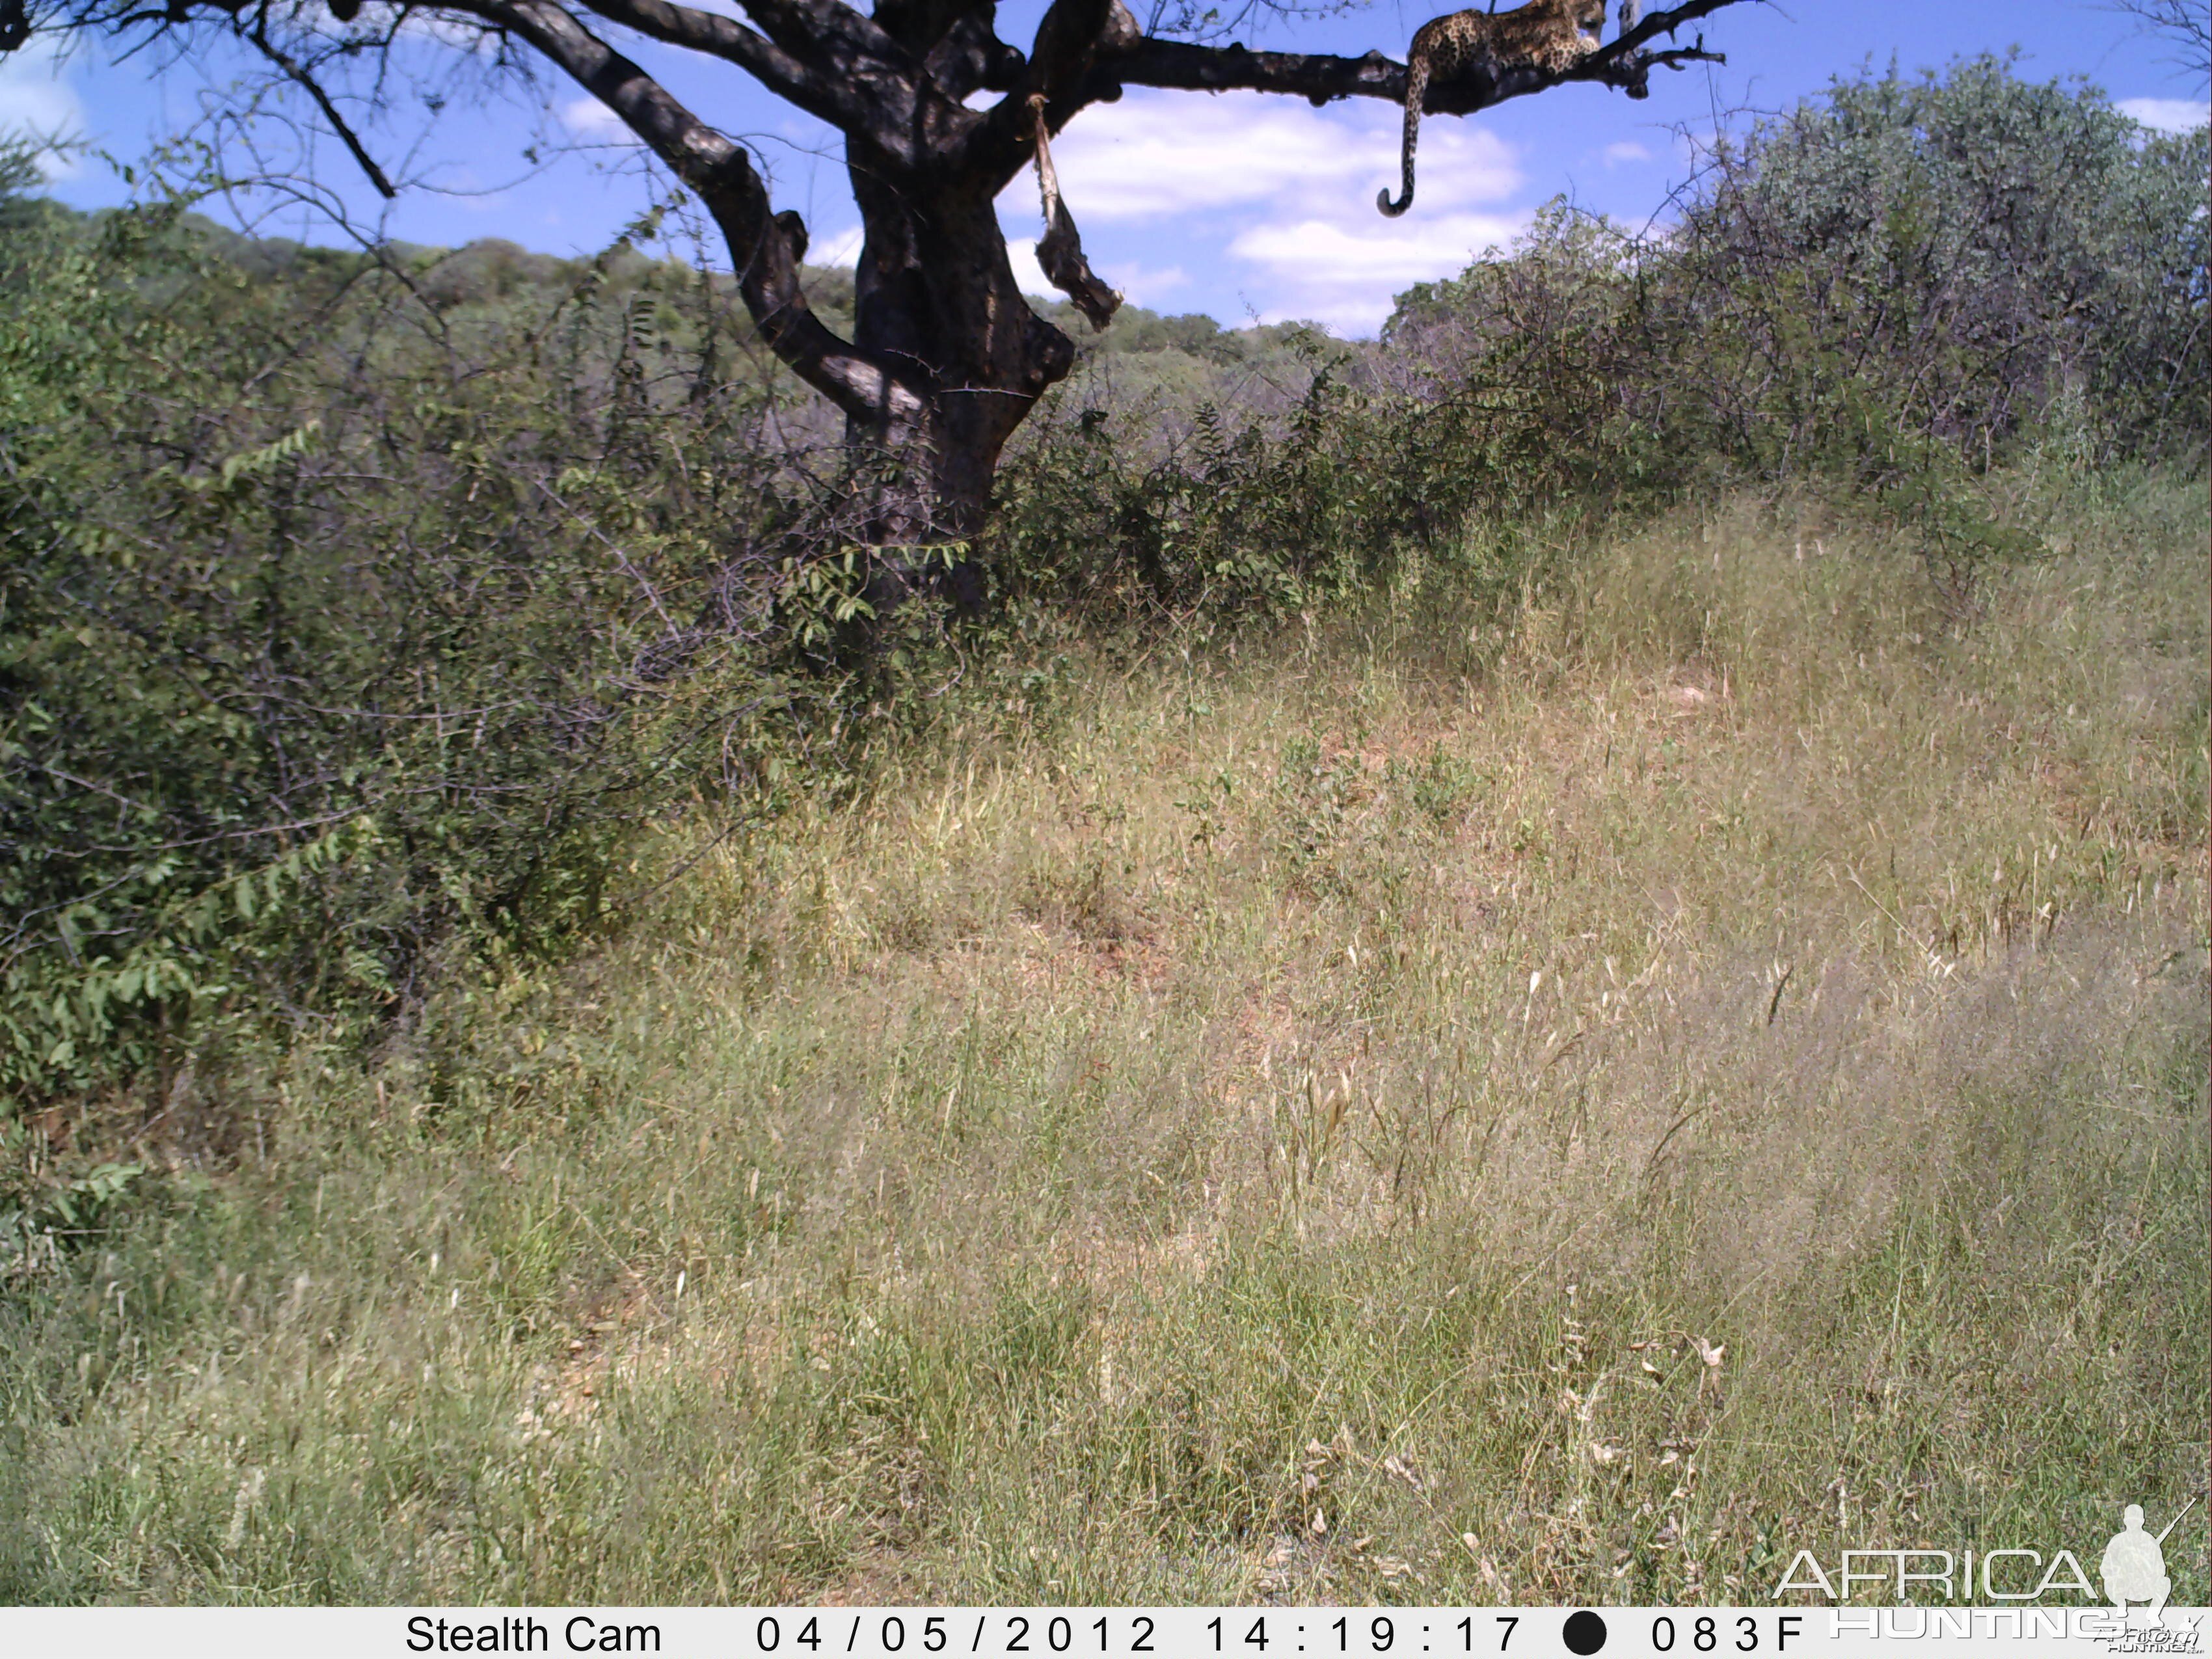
[841,150,1076,612]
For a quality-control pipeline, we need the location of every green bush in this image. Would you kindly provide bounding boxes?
[1666,55,2209,470]
[0,170,881,1111]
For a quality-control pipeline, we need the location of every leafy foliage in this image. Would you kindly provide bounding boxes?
[1667,54,2209,469]
[0,178,912,1111]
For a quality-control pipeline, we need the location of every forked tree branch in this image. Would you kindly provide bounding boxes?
[727,0,915,106]
[566,0,865,131]
[442,0,924,424]
[952,0,1133,180]
[1586,1,1749,70]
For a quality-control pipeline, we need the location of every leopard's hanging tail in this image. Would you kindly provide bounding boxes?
[1377,51,1429,217]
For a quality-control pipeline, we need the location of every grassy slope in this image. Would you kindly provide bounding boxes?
[2,478,2204,1604]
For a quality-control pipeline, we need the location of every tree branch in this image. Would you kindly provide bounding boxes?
[919,9,1026,103]
[725,0,916,107]
[956,0,1134,182]
[560,0,947,155]
[875,0,1008,71]
[243,21,397,198]
[2103,0,2211,85]
[1027,0,1126,104]
[566,0,865,131]
[1576,0,1742,98]
[1087,0,1744,113]
[445,0,926,424]
[1096,36,1394,103]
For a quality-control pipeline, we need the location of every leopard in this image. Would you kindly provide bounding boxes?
[1378,0,1609,217]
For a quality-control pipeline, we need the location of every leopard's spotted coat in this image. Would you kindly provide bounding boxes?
[1379,0,1608,217]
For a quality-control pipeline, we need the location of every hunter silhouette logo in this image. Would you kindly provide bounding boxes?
[2102,1500,2193,1625]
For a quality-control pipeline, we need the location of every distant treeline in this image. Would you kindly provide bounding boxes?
[86,204,1339,446]
[2,56,2204,1114]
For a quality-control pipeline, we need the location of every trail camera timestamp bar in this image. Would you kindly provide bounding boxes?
[0,1604,2191,1657]
[394,1610,1620,1654]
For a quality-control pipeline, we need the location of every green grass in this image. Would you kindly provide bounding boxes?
[3,475,2205,1605]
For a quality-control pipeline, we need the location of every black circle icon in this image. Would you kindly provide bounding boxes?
[1561,1610,1608,1655]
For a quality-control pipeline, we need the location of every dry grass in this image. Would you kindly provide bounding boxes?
[3,476,2204,1605]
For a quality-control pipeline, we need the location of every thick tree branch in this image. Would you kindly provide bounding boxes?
[875,0,1005,69]
[446,0,925,425]
[729,0,913,103]
[562,0,934,148]
[566,0,861,131]
[956,0,1134,181]
[1098,37,1392,103]
[921,11,1025,103]
[1085,0,1744,115]
[1026,0,1124,103]
[564,0,935,154]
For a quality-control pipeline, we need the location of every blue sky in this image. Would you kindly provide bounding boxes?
[3,0,2206,334]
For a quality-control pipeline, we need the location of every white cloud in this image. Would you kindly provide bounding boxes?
[1101,260,1189,307]
[560,97,631,141]
[1008,236,1052,299]
[1027,89,1521,221]
[0,36,87,172]
[1603,139,1652,166]
[1005,236,1190,312]
[811,223,865,267]
[1229,212,1524,286]
[995,89,1533,332]
[2117,96,2209,133]
[1230,210,1529,332]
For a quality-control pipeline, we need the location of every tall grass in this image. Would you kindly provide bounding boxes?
[2,474,2203,1604]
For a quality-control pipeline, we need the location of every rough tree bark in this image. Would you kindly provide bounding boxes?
[2,0,1746,608]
